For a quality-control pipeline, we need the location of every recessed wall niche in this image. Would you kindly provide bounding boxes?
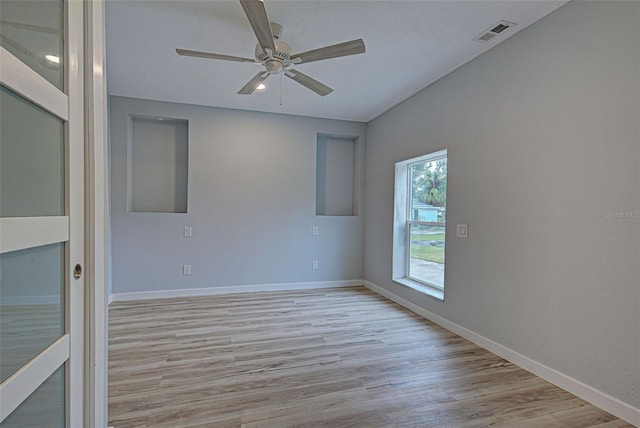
[129,116,188,213]
[316,133,358,216]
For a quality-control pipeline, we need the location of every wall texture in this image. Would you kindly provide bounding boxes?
[110,96,365,295]
[364,1,639,410]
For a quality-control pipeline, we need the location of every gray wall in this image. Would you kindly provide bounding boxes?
[364,1,639,409]
[110,96,365,294]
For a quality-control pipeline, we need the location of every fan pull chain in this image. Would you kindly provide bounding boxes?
[280,72,283,106]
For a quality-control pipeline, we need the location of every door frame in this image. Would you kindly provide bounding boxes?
[83,0,109,426]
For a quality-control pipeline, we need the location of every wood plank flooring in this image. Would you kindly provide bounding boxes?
[108,287,632,428]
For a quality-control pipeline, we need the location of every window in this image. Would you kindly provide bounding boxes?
[393,150,447,300]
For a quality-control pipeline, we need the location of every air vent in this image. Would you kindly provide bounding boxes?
[477,33,496,42]
[474,20,517,43]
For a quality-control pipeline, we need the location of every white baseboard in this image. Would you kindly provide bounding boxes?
[364,280,640,427]
[1,295,60,305]
[111,279,363,303]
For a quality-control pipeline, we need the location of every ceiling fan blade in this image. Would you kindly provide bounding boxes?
[239,0,276,55]
[285,69,333,97]
[0,19,59,35]
[1,34,56,69]
[237,71,269,95]
[176,48,256,64]
[290,39,365,65]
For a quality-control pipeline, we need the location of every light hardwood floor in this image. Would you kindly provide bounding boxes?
[108,287,632,428]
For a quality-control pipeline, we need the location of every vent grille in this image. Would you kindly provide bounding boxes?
[477,33,496,42]
[474,20,516,43]
[491,23,510,34]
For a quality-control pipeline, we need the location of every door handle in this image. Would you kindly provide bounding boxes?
[74,263,82,280]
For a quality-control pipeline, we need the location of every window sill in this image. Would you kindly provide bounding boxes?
[393,277,444,301]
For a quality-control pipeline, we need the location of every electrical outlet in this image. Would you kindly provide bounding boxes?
[312,260,319,270]
[456,224,468,238]
[184,226,192,237]
[312,226,319,236]
[183,264,191,275]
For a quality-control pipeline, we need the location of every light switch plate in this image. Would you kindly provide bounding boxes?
[456,224,468,238]
[184,226,192,237]
[183,264,191,275]
[312,226,318,236]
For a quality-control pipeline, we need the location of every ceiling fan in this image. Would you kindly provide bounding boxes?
[176,0,365,97]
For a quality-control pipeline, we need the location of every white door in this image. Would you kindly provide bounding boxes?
[0,0,84,426]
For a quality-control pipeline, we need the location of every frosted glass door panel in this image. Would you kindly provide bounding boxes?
[0,243,64,382]
[0,85,64,217]
[0,0,64,90]
[0,365,64,427]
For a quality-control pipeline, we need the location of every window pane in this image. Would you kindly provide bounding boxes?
[409,158,447,222]
[408,223,445,288]
[0,85,65,217]
[0,0,64,90]
[0,365,65,427]
[0,243,65,382]
[408,156,447,289]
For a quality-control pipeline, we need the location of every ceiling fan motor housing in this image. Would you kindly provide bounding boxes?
[255,29,292,75]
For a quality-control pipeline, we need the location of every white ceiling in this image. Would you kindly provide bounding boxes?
[106,0,566,122]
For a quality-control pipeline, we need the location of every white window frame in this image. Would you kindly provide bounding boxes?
[392,149,447,301]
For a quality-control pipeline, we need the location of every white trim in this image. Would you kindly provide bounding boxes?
[1,295,60,306]
[83,0,109,425]
[393,277,443,301]
[0,335,70,422]
[0,217,69,254]
[407,149,448,166]
[0,47,69,121]
[66,0,86,426]
[111,280,363,302]
[363,280,640,426]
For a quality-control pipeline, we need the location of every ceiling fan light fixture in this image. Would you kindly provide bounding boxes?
[256,83,266,90]
[45,54,60,63]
